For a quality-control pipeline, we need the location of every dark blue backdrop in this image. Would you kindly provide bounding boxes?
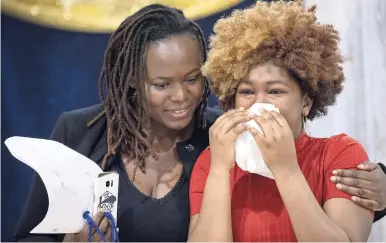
[1,1,255,241]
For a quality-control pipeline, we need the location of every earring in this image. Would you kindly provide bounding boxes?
[302,114,308,134]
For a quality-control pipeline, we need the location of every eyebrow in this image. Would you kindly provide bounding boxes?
[266,80,290,87]
[153,68,201,80]
[240,80,290,87]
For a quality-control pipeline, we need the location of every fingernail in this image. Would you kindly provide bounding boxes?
[332,170,337,175]
[358,164,364,169]
[352,196,357,201]
[330,176,337,182]
[239,107,245,111]
[336,184,342,190]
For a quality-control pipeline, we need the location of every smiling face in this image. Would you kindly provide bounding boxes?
[144,35,204,131]
[235,62,312,138]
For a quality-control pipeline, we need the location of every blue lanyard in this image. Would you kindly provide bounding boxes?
[83,211,120,242]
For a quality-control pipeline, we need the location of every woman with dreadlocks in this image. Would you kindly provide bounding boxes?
[14,2,386,243]
[188,1,380,242]
[14,4,220,242]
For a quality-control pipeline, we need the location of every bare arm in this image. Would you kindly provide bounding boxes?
[275,167,373,242]
[188,108,251,242]
[188,168,233,242]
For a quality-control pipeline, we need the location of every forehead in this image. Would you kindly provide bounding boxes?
[247,63,292,82]
[145,35,202,76]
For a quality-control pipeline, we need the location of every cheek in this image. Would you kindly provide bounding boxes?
[146,88,168,109]
[234,93,255,110]
[191,81,205,100]
[274,100,303,132]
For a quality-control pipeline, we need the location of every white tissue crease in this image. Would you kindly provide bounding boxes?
[234,103,279,179]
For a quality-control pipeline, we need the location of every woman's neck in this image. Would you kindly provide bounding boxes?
[293,119,305,140]
[146,120,195,153]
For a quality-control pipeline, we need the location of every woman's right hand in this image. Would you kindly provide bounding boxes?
[63,210,112,242]
[209,107,252,172]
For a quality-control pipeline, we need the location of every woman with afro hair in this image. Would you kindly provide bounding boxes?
[188,1,378,242]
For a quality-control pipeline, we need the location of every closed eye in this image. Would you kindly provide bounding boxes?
[153,83,169,89]
[268,89,286,95]
[186,75,201,83]
[239,89,254,95]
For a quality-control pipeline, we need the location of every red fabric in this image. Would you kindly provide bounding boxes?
[189,131,369,242]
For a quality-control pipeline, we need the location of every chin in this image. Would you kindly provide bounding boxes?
[165,119,193,131]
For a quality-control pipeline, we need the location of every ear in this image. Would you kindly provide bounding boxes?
[302,94,313,117]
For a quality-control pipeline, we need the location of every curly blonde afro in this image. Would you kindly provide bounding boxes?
[202,0,344,120]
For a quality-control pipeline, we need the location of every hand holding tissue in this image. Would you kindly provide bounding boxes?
[235,103,279,179]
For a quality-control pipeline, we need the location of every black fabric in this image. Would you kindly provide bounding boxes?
[374,207,386,223]
[378,162,386,174]
[13,105,222,242]
[373,163,386,222]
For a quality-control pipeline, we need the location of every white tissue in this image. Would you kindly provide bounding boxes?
[234,103,279,179]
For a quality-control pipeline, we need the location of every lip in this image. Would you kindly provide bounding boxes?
[165,106,192,120]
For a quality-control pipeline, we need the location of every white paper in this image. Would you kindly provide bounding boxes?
[4,136,103,234]
[235,103,279,179]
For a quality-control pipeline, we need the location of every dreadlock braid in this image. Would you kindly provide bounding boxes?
[92,4,209,171]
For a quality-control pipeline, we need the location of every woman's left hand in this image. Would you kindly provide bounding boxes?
[249,110,298,174]
[330,162,386,211]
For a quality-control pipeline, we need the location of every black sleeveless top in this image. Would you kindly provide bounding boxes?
[106,126,211,241]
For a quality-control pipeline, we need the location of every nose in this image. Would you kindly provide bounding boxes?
[254,92,269,104]
[170,83,188,103]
